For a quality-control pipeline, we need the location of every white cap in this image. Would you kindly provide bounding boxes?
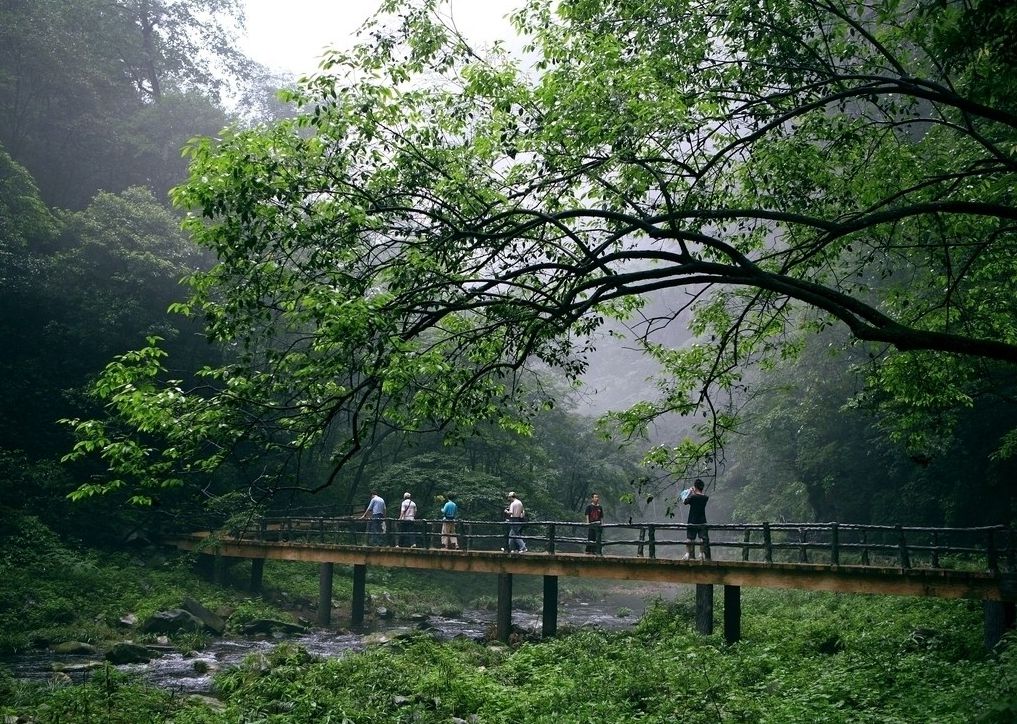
[403,492,412,499]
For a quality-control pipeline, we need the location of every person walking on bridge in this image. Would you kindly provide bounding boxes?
[682,479,709,560]
[440,494,460,550]
[398,491,417,547]
[360,490,386,546]
[585,492,604,554]
[506,491,527,553]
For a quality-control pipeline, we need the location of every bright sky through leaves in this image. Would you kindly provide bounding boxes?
[242,0,521,74]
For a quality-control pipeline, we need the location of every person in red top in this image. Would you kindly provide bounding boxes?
[585,493,604,554]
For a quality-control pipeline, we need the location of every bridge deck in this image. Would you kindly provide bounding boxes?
[169,532,1014,601]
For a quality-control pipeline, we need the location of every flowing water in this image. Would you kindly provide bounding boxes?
[1,587,681,694]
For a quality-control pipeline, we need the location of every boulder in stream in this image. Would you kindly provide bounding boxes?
[141,609,204,634]
[106,641,156,665]
[49,641,98,655]
[239,618,308,636]
[182,596,226,635]
[362,627,417,646]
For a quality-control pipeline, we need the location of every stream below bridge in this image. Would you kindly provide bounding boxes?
[2,587,681,695]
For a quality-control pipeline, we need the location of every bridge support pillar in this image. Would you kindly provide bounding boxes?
[984,600,1016,652]
[213,554,227,585]
[351,564,367,629]
[497,573,513,642]
[695,584,714,635]
[724,585,741,644]
[317,563,334,627]
[249,558,264,594]
[542,575,558,638]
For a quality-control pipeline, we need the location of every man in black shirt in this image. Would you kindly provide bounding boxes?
[683,479,709,560]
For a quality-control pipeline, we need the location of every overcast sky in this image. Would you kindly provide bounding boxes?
[241,0,522,75]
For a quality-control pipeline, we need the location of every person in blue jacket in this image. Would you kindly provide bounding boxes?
[440,494,459,550]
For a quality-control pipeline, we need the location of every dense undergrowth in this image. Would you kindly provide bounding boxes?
[3,511,1017,722]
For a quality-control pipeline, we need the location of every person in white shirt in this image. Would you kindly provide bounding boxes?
[398,491,417,547]
[505,491,527,553]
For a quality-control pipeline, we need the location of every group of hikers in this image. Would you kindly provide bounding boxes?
[358,478,710,557]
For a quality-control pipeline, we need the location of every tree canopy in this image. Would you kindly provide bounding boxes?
[65,0,1017,506]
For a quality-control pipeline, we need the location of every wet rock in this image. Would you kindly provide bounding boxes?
[49,641,98,655]
[408,613,429,622]
[362,627,415,647]
[52,661,103,673]
[393,695,412,707]
[361,631,393,646]
[240,618,308,636]
[50,672,72,686]
[106,642,155,665]
[118,613,138,627]
[192,659,217,674]
[182,596,226,635]
[185,694,226,711]
[375,606,394,619]
[141,609,204,635]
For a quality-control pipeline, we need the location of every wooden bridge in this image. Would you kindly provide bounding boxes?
[169,517,1017,648]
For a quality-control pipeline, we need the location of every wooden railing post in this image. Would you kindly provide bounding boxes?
[648,524,656,559]
[742,529,751,562]
[422,520,431,549]
[897,525,911,570]
[464,523,472,552]
[637,526,646,557]
[830,523,839,566]
[595,524,603,555]
[931,532,940,569]
[860,530,870,566]
[763,522,773,563]
[798,527,808,563]
[547,523,556,555]
[702,528,711,560]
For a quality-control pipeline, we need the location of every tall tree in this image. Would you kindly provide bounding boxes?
[65,0,1017,507]
[0,0,245,208]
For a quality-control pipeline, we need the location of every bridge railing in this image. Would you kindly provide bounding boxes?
[227,517,1013,572]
